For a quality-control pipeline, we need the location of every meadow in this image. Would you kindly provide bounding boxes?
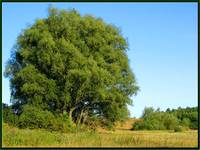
[3,122,198,148]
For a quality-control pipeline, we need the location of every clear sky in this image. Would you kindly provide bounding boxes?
[2,3,197,118]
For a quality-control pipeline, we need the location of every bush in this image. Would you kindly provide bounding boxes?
[18,105,73,132]
[181,118,190,128]
[188,112,198,129]
[3,107,19,126]
[174,126,184,132]
[132,112,179,130]
[132,121,144,130]
[3,104,85,133]
[163,113,179,130]
[189,121,198,130]
[132,107,198,131]
[18,105,54,129]
[144,119,162,130]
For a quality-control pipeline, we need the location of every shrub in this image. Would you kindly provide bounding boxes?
[132,107,198,131]
[189,112,198,129]
[143,119,161,130]
[189,121,198,130]
[132,121,144,130]
[174,126,184,132]
[18,105,74,132]
[132,112,179,130]
[181,118,190,128]
[18,105,55,130]
[3,107,19,126]
[141,107,155,119]
[163,113,179,130]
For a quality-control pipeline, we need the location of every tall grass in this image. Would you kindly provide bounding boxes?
[3,123,198,147]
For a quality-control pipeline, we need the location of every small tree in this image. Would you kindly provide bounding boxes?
[141,107,154,119]
[181,118,190,128]
[163,113,179,130]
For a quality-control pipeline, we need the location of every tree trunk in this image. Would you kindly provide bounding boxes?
[77,109,84,125]
[69,107,76,122]
[82,111,88,124]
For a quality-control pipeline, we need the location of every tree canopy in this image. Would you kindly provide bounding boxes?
[4,7,139,127]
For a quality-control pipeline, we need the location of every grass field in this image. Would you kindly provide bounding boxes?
[3,122,198,148]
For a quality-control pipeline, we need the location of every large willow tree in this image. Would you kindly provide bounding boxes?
[5,7,139,126]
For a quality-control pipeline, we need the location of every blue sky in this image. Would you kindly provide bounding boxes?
[2,3,197,118]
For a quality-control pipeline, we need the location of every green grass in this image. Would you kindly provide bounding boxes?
[3,123,198,147]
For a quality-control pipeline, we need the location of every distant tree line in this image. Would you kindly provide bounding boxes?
[132,106,198,132]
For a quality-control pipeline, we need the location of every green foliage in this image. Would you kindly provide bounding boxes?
[141,107,154,119]
[132,121,144,130]
[132,106,197,131]
[181,118,190,128]
[166,107,198,129]
[18,105,53,130]
[4,7,139,128]
[18,105,73,132]
[174,126,184,132]
[163,113,179,130]
[3,106,19,126]
[188,112,198,129]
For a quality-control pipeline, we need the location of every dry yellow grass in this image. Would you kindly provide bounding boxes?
[115,118,141,130]
[3,122,198,148]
